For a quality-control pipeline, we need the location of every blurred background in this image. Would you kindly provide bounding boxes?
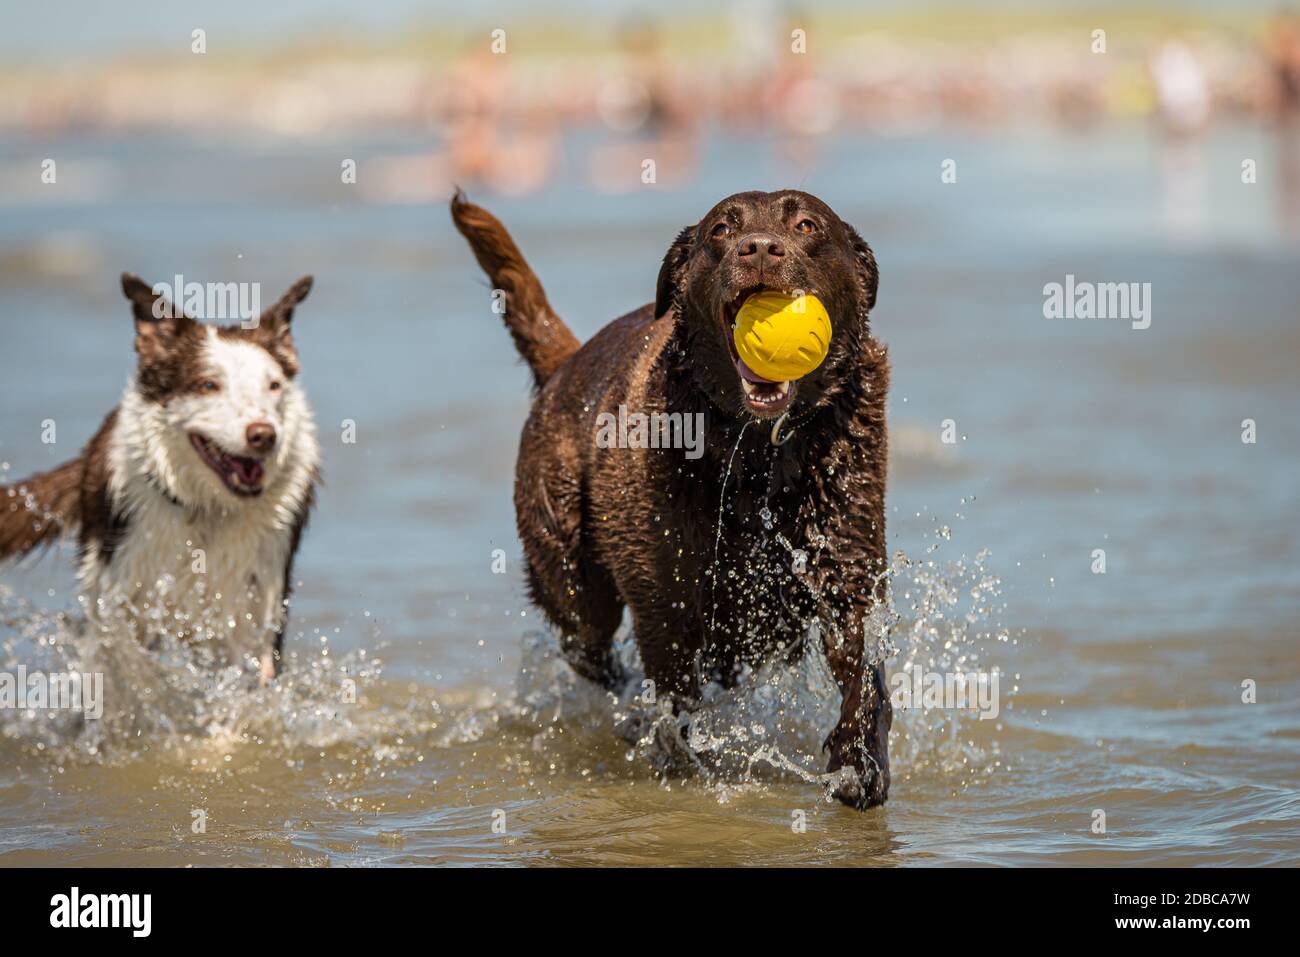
[0,0,1297,865]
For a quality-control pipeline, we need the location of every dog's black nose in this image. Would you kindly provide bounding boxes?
[246,422,277,454]
[736,232,785,269]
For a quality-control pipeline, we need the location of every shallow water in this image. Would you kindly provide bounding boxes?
[1,123,1298,865]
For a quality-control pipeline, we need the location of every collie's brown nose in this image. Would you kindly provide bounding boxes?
[246,422,277,454]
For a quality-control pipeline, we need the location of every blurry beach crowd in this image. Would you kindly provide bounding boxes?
[2,4,1299,198]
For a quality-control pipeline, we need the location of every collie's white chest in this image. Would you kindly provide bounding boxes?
[80,490,292,665]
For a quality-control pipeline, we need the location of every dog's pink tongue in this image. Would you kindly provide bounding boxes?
[230,456,264,485]
[736,357,780,385]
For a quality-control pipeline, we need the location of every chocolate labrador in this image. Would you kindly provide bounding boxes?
[451,189,891,808]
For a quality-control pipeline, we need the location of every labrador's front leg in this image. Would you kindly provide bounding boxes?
[819,603,892,809]
[823,659,891,808]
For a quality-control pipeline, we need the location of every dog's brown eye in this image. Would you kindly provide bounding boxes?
[711,222,730,239]
[269,380,282,392]
[200,379,220,393]
[795,219,816,234]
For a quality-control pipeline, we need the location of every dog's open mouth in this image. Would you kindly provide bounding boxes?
[721,285,800,417]
[189,433,265,497]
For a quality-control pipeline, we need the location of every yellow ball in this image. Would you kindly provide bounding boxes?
[733,291,832,381]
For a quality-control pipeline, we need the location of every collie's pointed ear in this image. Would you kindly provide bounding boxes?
[654,225,695,319]
[122,272,194,360]
[122,272,174,322]
[254,276,312,377]
[261,275,313,329]
[845,226,879,313]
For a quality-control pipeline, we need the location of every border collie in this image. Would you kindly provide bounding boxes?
[0,274,320,684]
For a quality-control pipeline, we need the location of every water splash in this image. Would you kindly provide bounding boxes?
[506,530,1018,804]
[1,515,1016,807]
[0,584,387,764]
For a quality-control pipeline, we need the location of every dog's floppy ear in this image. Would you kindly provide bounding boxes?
[122,272,193,361]
[845,225,879,313]
[654,225,695,319]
